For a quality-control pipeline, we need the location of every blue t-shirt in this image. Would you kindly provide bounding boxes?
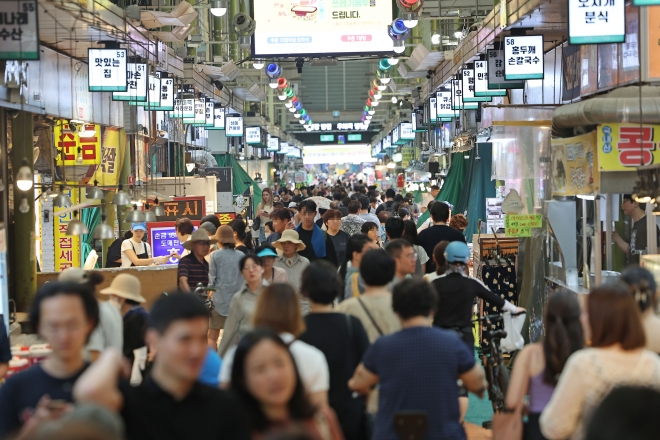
[199,347,222,387]
[362,326,475,440]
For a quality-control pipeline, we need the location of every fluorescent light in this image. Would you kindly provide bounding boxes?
[393,40,405,53]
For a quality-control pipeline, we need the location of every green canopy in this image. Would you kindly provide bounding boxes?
[213,154,262,209]
[416,152,469,228]
[81,207,101,268]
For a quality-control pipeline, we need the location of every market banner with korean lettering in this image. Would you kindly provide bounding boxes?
[54,120,102,166]
[155,197,206,221]
[54,187,81,270]
[597,123,660,171]
[90,127,127,187]
[551,131,600,196]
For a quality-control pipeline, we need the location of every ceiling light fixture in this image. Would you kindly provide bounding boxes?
[431,33,441,45]
[387,57,400,65]
[210,0,228,16]
[15,158,33,191]
[252,59,264,69]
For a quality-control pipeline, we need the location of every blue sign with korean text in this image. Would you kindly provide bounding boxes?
[150,226,185,265]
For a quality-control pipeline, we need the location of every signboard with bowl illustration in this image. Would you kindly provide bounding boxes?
[551,131,600,196]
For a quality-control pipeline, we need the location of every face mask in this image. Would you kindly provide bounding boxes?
[109,297,122,311]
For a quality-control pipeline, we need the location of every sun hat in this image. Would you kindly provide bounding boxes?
[272,229,306,252]
[256,248,278,258]
[199,222,217,235]
[132,222,147,231]
[99,273,146,303]
[183,229,218,251]
[216,225,236,244]
[58,267,89,284]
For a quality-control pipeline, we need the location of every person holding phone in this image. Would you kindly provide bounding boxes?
[0,282,99,439]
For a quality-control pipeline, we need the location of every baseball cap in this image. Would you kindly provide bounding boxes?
[132,222,147,231]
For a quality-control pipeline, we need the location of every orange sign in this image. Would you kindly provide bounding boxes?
[647,6,660,80]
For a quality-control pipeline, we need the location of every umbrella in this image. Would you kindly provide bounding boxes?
[305,196,331,210]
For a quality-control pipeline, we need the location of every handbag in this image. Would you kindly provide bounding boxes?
[492,406,523,440]
[252,215,261,231]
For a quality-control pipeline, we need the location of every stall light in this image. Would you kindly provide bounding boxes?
[143,205,157,222]
[653,204,660,216]
[53,185,73,208]
[66,212,89,236]
[392,40,405,53]
[374,91,383,100]
[75,147,84,165]
[387,57,400,65]
[299,119,306,124]
[112,184,131,206]
[268,79,279,89]
[431,33,441,45]
[391,96,398,104]
[151,198,165,217]
[392,152,403,162]
[387,162,396,169]
[402,18,418,28]
[86,181,104,199]
[372,100,379,106]
[15,158,33,191]
[278,92,287,100]
[454,30,464,39]
[186,162,195,172]
[210,0,228,16]
[289,106,296,112]
[634,193,655,204]
[366,115,372,120]
[253,59,264,69]
[294,112,301,118]
[368,108,375,115]
[576,194,597,200]
[285,100,293,108]
[125,204,146,222]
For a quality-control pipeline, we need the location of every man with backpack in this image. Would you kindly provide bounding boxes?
[376,188,397,216]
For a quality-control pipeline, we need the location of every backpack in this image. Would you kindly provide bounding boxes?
[384,201,395,216]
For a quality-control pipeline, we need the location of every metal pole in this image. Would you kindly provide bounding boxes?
[605,194,613,271]
[594,197,602,286]
[582,198,589,288]
[647,202,657,255]
[10,111,36,311]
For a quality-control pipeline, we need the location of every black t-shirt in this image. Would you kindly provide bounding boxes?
[432,272,505,330]
[418,225,467,273]
[629,215,660,265]
[235,245,249,254]
[375,200,394,215]
[118,378,250,440]
[297,228,338,267]
[123,308,148,365]
[106,238,124,268]
[0,363,89,437]
[298,313,370,439]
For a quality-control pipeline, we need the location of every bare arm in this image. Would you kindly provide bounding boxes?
[539,355,586,440]
[179,276,191,293]
[505,343,534,410]
[0,362,7,380]
[123,248,166,266]
[348,363,379,395]
[73,348,126,411]
[612,231,630,254]
[459,363,487,398]
[308,390,329,408]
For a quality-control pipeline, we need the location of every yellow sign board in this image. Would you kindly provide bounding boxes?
[54,187,81,270]
[90,127,126,187]
[551,131,600,197]
[54,120,102,166]
[505,214,542,237]
[597,123,660,171]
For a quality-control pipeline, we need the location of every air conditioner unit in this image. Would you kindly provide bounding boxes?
[220,61,241,81]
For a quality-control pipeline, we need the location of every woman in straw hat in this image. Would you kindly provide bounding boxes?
[99,274,147,366]
[272,230,310,294]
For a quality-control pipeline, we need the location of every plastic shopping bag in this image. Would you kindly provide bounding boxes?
[500,312,525,353]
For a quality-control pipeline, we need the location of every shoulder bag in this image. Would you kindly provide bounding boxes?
[357,297,384,336]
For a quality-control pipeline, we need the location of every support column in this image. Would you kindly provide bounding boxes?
[230,0,240,60]
[268,87,275,125]
[10,111,36,311]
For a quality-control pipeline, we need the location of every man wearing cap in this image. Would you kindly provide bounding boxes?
[207,225,245,349]
[99,274,148,367]
[273,230,310,293]
[178,230,217,294]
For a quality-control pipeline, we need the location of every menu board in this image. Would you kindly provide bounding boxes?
[505,214,542,237]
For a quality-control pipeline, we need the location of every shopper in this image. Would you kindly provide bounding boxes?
[256,187,275,243]
[418,201,466,273]
[121,223,168,267]
[217,254,267,357]
[0,318,10,380]
[384,239,417,290]
[99,274,148,367]
[377,211,389,244]
[29,403,125,440]
[384,216,404,241]
[256,244,289,285]
[264,221,274,240]
[300,262,371,440]
[273,230,311,293]
[506,290,584,440]
[199,222,219,253]
[230,219,253,253]
[338,248,400,342]
[0,282,99,438]
[620,265,660,353]
[341,234,377,300]
[266,208,294,245]
[540,284,660,440]
[201,214,221,230]
[375,188,396,215]
[421,185,440,213]
[105,231,132,268]
[59,268,121,362]
[424,240,450,282]
[613,194,660,264]
[74,294,251,440]
[296,199,338,266]
[349,279,486,440]
[208,225,245,349]
[177,229,216,293]
[361,222,380,247]
[449,213,469,232]
[174,217,195,258]
[341,201,366,236]
[323,209,351,267]
[220,283,330,407]
[357,195,379,226]
[230,328,343,439]
[402,220,429,275]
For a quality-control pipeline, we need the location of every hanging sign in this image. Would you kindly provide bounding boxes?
[436,90,455,118]
[54,121,102,166]
[475,60,507,97]
[280,143,289,154]
[156,197,206,221]
[551,131,600,196]
[208,107,225,130]
[597,123,660,171]
[562,44,581,102]
[504,214,542,237]
[88,48,127,92]
[54,187,81,270]
[392,126,400,144]
[569,0,625,44]
[226,116,243,137]
[462,66,492,103]
[171,98,194,119]
[0,1,39,60]
[268,136,280,151]
[112,63,146,101]
[429,97,437,122]
[246,127,261,144]
[91,127,127,187]
[504,35,544,80]
[151,77,174,111]
[452,76,478,110]
[383,135,392,149]
[204,101,214,127]
[487,49,525,90]
[184,99,206,125]
[400,123,414,140]
[149,225,187,265]
[130,75,161,108]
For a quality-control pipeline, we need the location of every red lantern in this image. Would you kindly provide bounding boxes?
[277,78,288,89]
[397,173,405,189]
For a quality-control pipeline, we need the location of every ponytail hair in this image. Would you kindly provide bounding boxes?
[543,290,584,386]
[620,265,657,313]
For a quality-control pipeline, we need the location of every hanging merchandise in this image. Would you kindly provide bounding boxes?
[503,35,544,80]
[88,48,127,92]
[112,63,147,101]
[487,49,525,90]
[474,60,507,97]
[569,0,625,44]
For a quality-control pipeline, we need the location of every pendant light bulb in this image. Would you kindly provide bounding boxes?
[19,197,29,214]
[15,159,33,192]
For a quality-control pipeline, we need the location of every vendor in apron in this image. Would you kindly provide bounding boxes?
[121,222,170,267]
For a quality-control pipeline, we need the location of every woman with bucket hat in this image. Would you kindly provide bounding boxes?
[121,223,170,268]
[99,274,148,367]
[273,230,310,294]
[208,225,246,350]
